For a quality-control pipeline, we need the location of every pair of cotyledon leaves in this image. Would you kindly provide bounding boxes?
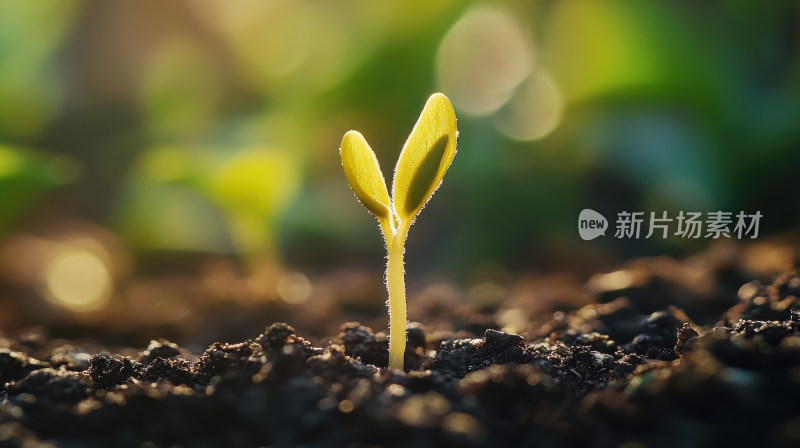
[340,93,458,228]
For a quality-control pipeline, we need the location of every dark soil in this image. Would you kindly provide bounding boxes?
[2,262,800,447]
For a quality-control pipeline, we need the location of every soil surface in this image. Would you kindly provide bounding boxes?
[2,247,800,447]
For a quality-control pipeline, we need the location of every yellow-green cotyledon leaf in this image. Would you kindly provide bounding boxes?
[392,93,458,223]
[340,130,391,219]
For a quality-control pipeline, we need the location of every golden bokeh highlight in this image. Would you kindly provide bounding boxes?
[44,247,112,312]
[587,269,635,293]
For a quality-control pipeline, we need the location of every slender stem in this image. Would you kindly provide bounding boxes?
[379,220,394,244]
[386,222,408,370]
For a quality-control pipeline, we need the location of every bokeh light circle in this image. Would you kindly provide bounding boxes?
[436,7,533,116]
[494,71,564,141]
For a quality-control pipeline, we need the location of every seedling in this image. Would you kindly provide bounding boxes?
[340,93,458,370]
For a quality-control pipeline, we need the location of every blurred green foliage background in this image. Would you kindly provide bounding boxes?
[0,0,799,294]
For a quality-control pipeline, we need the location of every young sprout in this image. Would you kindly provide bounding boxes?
[340,93,458,370]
